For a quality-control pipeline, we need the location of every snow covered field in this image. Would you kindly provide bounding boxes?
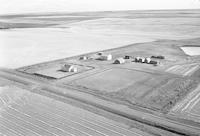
[1,11,200,68]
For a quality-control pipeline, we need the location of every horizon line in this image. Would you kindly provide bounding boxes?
[0,8,199,16]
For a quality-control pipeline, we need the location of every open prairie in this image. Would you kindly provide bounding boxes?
[1,9,200,68]
[1,9,200,136]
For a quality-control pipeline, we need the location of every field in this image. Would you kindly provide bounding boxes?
[67,67,198,113]
[166,63,199,76]
[1,9,200,68]
[1,9,200,136]
[69,68,156,93]
[16,36,200,114]
[33,64,93,79]
[0,84,149,136]
[170,84,200,123]
[16,37,200,114]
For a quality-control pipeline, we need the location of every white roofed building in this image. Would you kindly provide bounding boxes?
[114,58,125,64]
[61,64,78,72]
[145,58,151,64]
[99,54,112,61]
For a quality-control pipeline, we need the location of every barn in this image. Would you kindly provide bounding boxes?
[114,58,125,64]
[61,64,78,72]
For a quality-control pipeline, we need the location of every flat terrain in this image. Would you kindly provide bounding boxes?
[1,9,200,136]
[69,67,193,112]
[170,83,200,123]
[1,68,199,136]
[17,37,200,114]
[0,84,151,136]
[1,9,200,68]
[165,63,199,76]
[15,36,200,135]
[34,64,94,79]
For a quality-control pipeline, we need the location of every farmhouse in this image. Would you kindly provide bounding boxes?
[61,64,78,72]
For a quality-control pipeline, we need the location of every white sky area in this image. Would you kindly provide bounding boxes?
[0,0,199,15]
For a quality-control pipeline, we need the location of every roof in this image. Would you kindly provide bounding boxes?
[114,58,125,64]
[99,54,112,60]
[63,64,74,69]
[61,64,78,72]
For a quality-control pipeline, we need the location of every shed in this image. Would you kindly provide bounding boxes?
[145,58,151,64]
[80,56,88,60]
[114,58,125,64]
[151,55,165,59]
[124,55,131,59]
[99,54,112,61]
[97,52,103,55]
[149,60,158,65]
[139,57,145,63]
[135,57,140,62]
[61,64,78,72]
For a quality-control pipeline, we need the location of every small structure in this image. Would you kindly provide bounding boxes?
[149,60,158,65]
[145,58,151,64]
[61,64,78,72]
[114,58,125,64]
[151,55,165,59]
[99,54,112,61]
[97,52,103,55]
[139,57,145,63]
[80,56,88,60]
[135,57,140,62]
[124,55,131,59]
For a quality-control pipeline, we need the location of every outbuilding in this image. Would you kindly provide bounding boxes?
[139,57,145,63]
[61,64,78,72]
[149,60,158,65]
[135,57,140,62]
[151,55,165,59]
[99,54,112,61]
[145,58,151,64]
[97,52,103,55]
[80,56,88,60]
[124,55,131,59]
[114,58,125,64]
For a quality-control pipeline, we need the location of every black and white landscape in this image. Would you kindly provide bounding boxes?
[0,2,200,136]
